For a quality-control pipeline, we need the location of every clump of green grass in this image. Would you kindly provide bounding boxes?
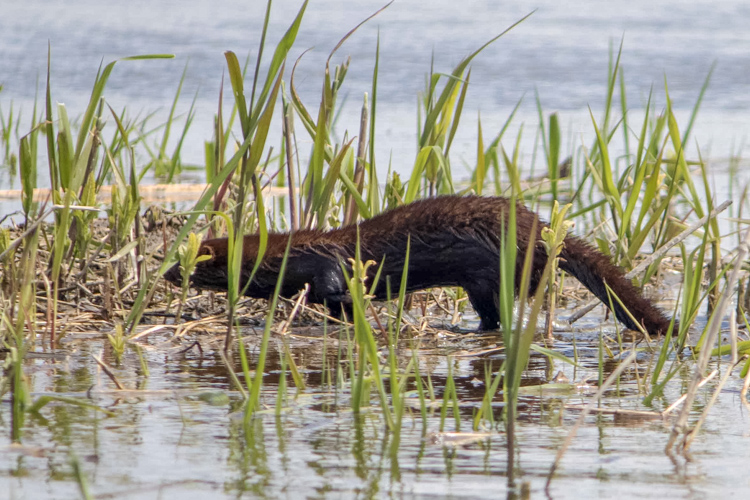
[173,232,211,322]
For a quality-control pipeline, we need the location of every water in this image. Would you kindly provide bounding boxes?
[3,325,750,499]
[2,1,750,498]
[1,0,749,185]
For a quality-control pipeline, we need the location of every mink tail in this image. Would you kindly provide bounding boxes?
[557,236,676,336]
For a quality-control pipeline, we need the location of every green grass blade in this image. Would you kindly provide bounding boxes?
[75,54,174,160]
[419,11,533,146]
[249,0,308,130]
[225,51,249,130]
[245,237,292,421]
[588,106,623,218]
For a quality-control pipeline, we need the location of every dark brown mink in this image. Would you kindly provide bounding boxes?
[164,195,675,335]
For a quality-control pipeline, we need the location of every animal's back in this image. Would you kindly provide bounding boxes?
[353,196,518,256]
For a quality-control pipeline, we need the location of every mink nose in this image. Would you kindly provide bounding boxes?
[164,262,183,286]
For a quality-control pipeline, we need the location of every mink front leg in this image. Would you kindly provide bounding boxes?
[308,257,352,320]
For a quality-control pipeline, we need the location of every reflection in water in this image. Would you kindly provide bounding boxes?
[1,327,749,498]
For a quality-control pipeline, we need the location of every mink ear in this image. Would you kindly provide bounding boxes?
[198,245,216,258]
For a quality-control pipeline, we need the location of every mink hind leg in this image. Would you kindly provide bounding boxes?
[463,280,500,331]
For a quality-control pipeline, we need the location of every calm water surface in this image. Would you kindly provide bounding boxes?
[3,323,750,499]
[1,1,749,182]
[2,1,750,498]
[0,322,750,499]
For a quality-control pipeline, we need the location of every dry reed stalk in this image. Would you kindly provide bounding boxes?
[665,224,750,456]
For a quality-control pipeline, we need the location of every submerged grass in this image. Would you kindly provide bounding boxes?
[1,1,749,495]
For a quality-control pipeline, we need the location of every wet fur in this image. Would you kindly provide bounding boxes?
[165,195,675,335]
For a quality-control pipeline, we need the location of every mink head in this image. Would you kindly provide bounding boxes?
[164,240,231,292]
[163,236,280,297]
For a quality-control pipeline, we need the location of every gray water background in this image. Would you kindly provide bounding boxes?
[1,0,749,196]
